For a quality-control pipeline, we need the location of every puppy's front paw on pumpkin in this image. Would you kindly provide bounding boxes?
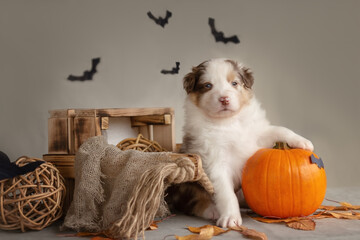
[216,215,242,228]
[288,138,314,152]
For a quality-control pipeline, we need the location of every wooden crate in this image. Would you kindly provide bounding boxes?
[43,107,175,212]
[46,107,175,154]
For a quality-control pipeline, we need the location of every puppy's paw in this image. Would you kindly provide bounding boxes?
[287,137,314,152]
[216,214,242,228]
[202,203,220,220]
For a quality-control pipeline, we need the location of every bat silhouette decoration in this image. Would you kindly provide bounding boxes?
[147,10,172,28]
[310,154,324,169]
[67,57,101,81]
[161,62,180,74]
[208,18,240,44]
[0,151,44,181]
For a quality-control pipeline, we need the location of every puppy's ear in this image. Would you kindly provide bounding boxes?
[226,60,254,89]
[183,70,197,94]
[239,66,254,89]
[183,61,207,94]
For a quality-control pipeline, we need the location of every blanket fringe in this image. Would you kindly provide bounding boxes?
[107,157,196,239]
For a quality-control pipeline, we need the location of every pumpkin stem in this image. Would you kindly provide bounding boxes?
[273,142,291,150]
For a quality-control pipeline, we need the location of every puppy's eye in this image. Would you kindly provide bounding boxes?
[232,81,238,87]
[204,83,213,89]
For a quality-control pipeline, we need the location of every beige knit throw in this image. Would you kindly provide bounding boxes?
[62,136,213,239]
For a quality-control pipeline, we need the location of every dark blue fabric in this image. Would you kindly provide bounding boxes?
[0,151,44,180]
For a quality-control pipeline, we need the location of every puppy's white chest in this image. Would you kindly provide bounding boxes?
[201,123,254,164]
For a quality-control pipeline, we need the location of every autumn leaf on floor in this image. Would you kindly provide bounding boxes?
[231,225,268,240]
[320,199,360,211]
[251,216,301,224]
[315,199,360,220]
[339,201,360,210]
[323,211,360,220]
[251,216,317,231]
[176,225,215,240]
[250,199,360,231]
[187,225,230,236]
[147,221,158,230]
[90,237,113,240]
[286,219,316,231]
[175,224,267,240]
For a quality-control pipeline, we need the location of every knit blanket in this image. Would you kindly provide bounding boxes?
[62,136,213,239]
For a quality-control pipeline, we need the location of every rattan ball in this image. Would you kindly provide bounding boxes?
[117,134,167,152]
[0,156,66,232]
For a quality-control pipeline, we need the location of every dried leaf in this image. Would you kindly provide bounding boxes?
[324,199,360,210]
[340,202,360,210]
[230,225,247,231]
[319,204,360,211]
[176,225,214,240]
[325,211,360,220]
[187,225,208,233]
[231,225,268,240]
[212,226,230,235]
[91,237,113,240]
[177,224,267,240]
[286,219,316,231]
[242,228,268,240]
[175,234,200,240]
[147,221,158,230]
[252,216,300,223]
[187,225,229,236]
[310,211,332,219]
[249,199,360,234]
[198,225,215,240]
[319,205,338,211]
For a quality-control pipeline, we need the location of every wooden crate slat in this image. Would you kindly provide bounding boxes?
[101,117,109,130]
[96,108,174,117]
[43,155,74,166]
[130,114,172,127]
[68,116,75,154]
[48,118,68,154]
[95,117,102,136]
[74,116,97,151]
[152,113,175,151]
[138,125,150,140]
[54,167,75,178]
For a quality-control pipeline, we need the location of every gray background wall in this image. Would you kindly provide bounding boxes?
[0,0,359,188]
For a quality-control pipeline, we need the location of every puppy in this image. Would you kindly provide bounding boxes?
[172,58,313,228]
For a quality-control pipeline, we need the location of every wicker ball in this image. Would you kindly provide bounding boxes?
[0,156,66,232]
[117,134,167,152]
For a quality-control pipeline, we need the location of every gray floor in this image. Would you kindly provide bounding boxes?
[1,187,359,240]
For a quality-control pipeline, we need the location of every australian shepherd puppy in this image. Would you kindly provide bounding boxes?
[169,58,314,228]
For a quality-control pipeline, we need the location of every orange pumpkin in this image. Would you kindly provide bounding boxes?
[242,142,326,218]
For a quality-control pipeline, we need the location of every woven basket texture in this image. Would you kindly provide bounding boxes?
[116,134,167,152]
[0,156,66,232]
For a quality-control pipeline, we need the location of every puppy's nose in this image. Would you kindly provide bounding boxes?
[219,96,230,106]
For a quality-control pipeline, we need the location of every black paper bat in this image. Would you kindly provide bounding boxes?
[310,154,324,169]
[161,62,180,74]
[208,18,240,44]
[0,151,44,181]
[67,57,101,81]
[147,10,172,28]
